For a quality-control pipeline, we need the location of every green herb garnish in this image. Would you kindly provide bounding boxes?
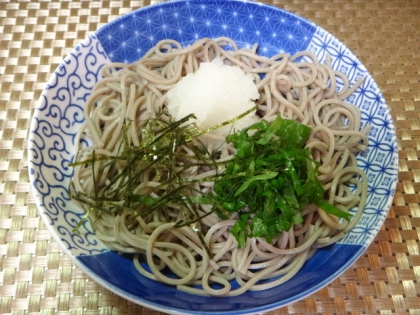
[213,114,352,246]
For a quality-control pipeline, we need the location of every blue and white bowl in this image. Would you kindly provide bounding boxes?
[28,0,398,314]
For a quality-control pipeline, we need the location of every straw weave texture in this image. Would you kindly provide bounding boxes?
[0,0,419,314]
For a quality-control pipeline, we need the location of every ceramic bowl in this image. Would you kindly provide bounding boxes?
[28,1,398,314]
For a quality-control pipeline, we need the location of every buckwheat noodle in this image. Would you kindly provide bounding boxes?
[71,37,369,296]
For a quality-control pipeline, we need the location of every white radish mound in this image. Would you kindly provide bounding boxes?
[167,57,260,135]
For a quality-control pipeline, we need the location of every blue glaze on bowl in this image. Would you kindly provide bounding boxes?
[96,0,316,63]
[28,0,398,314]
[78,245,361,314]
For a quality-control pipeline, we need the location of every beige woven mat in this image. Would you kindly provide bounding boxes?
[1,0,419,314]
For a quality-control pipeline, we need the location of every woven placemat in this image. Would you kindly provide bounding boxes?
[1,0,419,314]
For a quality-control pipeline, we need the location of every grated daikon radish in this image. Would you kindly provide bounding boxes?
[167,57,260,135]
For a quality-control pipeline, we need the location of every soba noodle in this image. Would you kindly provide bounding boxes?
[71,37,369,296]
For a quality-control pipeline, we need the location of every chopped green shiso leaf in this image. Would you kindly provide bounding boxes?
[69,112,352,250]
[213,114,352,246]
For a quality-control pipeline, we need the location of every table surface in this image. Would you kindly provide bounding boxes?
[1,0,419,314]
